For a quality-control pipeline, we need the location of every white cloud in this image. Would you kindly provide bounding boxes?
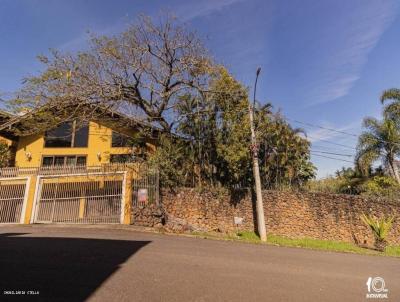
[174,0,245,21]
[306,1,399,105]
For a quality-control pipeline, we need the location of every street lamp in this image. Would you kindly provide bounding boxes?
[248,67,267,242]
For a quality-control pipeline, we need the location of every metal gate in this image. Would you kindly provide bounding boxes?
[33,172,125,224]
[0,177,29,223]
[132,165,159,207]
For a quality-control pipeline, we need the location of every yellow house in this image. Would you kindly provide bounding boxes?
[0,108,161,226]
[0,109,159,168]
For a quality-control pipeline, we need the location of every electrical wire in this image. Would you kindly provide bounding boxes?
[311,150,354,158]
[310,153,354,164]
[308,136,356,150]
[288,117,400,148]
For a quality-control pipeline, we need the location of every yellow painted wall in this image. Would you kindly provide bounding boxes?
[15,121,155,167]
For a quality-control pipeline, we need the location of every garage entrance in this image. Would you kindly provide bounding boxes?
[0,177,29,223]
[33,172,126,224]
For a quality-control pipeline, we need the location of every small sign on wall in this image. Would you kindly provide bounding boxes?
[234,216,244,225]
[138,189,148,203]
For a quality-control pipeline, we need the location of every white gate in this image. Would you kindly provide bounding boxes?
[33,172,126,224]
[0,177,30,223]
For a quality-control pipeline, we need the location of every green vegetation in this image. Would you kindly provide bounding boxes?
[307,86,400,197]
[190,231,400,257]
[306,167,400,197]
[0,141,10,168]
[360,214,395,251]
[149,67,316,188]
[356,117,400,184]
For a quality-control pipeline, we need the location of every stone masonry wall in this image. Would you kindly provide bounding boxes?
[158,189,400,246]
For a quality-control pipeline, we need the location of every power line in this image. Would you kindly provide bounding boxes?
[287,118,358,138]
[310,153,354,164]
[311,150,354,157]
[311,146,355,154]
[288,117,400,149]
[308,136,356,150]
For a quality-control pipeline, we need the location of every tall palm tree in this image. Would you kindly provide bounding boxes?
[356,117,400,183]
[381,88,400,119]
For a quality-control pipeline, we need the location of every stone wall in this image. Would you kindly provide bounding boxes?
[157,189,400,246]
[131,203,165,228]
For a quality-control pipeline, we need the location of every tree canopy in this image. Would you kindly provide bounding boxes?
[14,14,214,133]
[150,67,316,188]
[10,14,316,189]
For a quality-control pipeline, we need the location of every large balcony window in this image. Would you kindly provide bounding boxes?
[44,121,89,148]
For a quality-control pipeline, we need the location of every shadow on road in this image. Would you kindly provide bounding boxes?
[0,232,150,301]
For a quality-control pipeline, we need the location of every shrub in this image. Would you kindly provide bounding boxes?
[360,176,400,198]
[148,135,190,188]
[360,213,395,251]
[306,175,400,198]
[306,177,344,194]
[0,141,10,168]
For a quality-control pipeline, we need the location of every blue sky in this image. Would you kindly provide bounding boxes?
[1,0,400,177]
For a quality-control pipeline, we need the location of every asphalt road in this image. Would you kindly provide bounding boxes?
[0,225,398,302]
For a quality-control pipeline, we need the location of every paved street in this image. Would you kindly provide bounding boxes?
[0,225,399,301]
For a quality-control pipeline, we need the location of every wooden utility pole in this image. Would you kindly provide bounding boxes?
[249,67,267,242]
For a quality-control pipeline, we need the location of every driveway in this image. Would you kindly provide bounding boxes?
[0,225,398,301]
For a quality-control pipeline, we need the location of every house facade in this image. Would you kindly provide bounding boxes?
[0,109,158,168]
[0,108,160,226]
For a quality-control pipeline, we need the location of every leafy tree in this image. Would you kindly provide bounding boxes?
[258,114,316,188]
[174,67,316,188]
[0,141,10,168]
[211,68,252,186]
[356,117,400,183]
[148,134,192,188]
[176,67,252,186]
[13,14,214,134]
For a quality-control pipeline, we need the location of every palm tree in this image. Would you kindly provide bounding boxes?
[356,117,400,183]
[381,88,400,119]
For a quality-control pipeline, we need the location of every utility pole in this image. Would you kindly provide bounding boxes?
[249,67,267,242]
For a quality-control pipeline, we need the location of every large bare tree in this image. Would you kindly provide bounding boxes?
[14,14,214,133]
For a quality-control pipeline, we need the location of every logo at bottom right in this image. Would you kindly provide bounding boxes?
[366,277,388,299]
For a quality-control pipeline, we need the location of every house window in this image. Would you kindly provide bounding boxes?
[44,121,89,148]
[42,155,87,167]
[44,123,72,147]
[74,124,89,147]
[111,131,132,147]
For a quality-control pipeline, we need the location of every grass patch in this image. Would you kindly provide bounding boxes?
[266,234,374,254]
[385,245,400,257]
[191,230,400,257]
